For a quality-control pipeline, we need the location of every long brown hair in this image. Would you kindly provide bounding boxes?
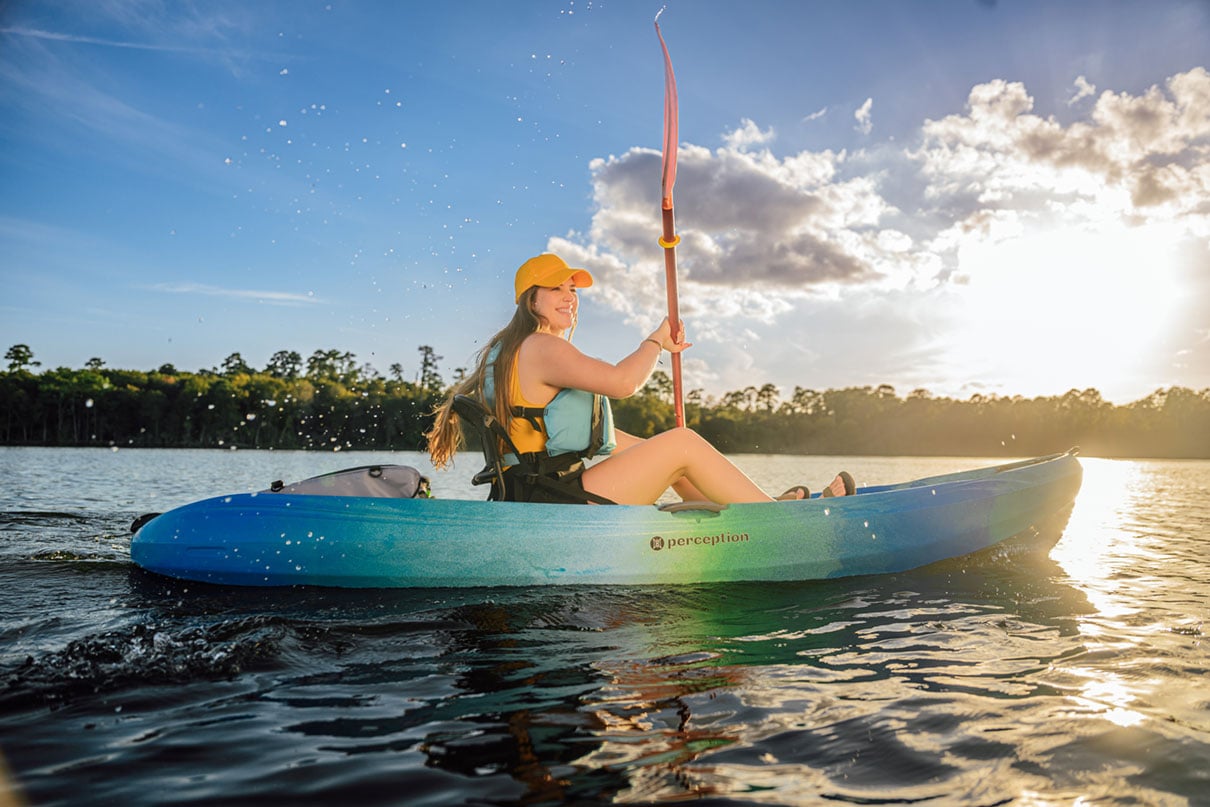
[426,286,578,469]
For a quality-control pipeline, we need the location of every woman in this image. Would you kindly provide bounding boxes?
[427,253,854,505]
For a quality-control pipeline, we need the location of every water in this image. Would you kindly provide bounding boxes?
[1,447,1207,805]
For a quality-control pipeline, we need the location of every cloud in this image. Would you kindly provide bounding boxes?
[573,68,1210,312]
[573,141,884,324]
[1068,75,1096,105]
[0,25,223,56]
[151,282,322,306]
[854,97,873,135]
[803,107,828,123]
[561,67,1210,400]
[722,118,775,150]
[914,68,1210,228]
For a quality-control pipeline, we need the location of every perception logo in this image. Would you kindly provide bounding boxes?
[649,532,749,551]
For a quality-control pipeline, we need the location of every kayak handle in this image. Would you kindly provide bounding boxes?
[658,500,728,514]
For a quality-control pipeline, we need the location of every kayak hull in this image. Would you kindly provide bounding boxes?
[130,453,1082,588]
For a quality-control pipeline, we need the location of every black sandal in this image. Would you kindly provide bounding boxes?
[777,485,810,501]
[821,471,856,498]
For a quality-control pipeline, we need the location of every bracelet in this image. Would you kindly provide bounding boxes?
[643,338,662,351]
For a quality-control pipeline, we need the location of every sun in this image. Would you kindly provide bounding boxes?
[942,220,1186,400]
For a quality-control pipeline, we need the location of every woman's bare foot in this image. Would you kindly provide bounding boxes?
[777,485,810,501]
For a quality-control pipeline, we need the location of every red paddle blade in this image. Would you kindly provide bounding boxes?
[655,18,678,210]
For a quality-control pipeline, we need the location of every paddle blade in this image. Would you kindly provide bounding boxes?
[655,18,678,210]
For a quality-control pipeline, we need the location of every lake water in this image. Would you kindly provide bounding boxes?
[1,447,1207,805]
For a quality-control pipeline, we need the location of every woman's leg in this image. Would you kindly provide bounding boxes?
[610,428,709,501]
[582,428,772,505]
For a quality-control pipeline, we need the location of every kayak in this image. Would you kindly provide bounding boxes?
[129,451,1082,588]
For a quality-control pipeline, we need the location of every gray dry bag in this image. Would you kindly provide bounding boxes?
[266,465,432,498]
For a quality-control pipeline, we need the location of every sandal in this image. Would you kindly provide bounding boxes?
[821,471,856,498]
[777,485,810,501]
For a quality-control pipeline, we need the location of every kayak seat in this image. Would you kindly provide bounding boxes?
[450,394,616,505]
[451,394,515,501]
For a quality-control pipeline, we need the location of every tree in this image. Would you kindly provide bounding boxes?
[417,345,444,392]
[85,357,105,370]
[5,344,39,372]
[642,370,674,404]
[757,383,780,412]
[220,352,253,376]
[265,350,302,379]
[306,349,358,382]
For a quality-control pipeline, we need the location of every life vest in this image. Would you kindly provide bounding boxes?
[483,344,617,465]
[480,343,617,505]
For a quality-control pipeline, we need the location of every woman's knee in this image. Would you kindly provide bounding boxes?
[651,427,702,445]
[647,427,714,461]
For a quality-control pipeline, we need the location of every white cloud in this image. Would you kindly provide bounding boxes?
[151,282,322,306]
[854,97,873,135]
[576,142,884,316]
[803,106,828,123]
[722,118,775,150]
[915,68,1210,228]
[1068,75,1096,105]
[0,25,220,55]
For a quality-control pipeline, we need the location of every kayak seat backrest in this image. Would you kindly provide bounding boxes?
[451,394,518,501]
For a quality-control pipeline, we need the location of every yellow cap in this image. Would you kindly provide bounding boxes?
[514,253,594,303]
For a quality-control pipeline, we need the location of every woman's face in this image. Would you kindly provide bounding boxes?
[531,281,578,333]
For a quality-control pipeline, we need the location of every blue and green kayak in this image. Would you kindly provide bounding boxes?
[130,452,1081,588]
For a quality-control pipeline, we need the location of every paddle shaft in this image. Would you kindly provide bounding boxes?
[660,204,685,427]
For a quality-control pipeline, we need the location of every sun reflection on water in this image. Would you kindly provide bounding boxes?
[1051,458,1147,617]
[1050,457,1174,731]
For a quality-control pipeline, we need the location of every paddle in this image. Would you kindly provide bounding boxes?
[655,11,686,428]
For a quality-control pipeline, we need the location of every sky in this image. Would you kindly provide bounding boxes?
[2,0,1209,406]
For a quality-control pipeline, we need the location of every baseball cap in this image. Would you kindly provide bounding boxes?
[514,253,594,303]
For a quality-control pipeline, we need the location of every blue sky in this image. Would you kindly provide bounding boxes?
[2,0,1208,405]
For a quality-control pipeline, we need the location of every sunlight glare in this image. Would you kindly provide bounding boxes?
[947,222,1184,398]
[1051,458,1141,618]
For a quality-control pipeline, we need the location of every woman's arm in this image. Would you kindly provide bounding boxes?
[521,319,689,401]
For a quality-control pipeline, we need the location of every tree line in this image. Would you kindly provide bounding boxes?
[2,344,1208,458]
[0,344,449,451]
